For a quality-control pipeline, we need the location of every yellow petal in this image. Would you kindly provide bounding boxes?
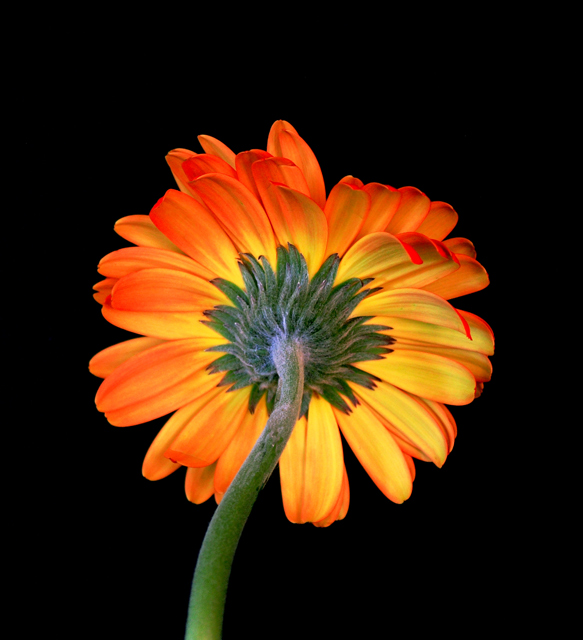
[333,402,412,504]
[279,395,344,524]
[166,388,251,468]
[356,350,476,406]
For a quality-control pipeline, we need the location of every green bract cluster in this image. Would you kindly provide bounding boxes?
[204,244,395,417]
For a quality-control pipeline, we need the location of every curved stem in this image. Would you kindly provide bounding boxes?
[185,337,304,640]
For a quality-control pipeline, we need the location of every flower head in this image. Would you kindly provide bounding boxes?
[91,121,493,527]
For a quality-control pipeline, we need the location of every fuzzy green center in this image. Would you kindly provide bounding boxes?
[204,244,394,417]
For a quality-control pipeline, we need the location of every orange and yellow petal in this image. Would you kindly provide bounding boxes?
[114,215,184,253]
[142,387,224,481]
[324,180,371,257]
[89,336,166,378]
[386,187,430,234]
[421,254,490,300]
[95,339,224,426]
[356,382,449,466]
[149,189,244,287]
[165,387,251,468]
[356,350,476,406]
[197,135,236,169]
[312,464,350,528]
[185,463,218,504]
[279,395,344,524]
[333,401,412,504]
[414,201,458,241]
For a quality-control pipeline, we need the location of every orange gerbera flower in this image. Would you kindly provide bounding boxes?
[90,120,493,527]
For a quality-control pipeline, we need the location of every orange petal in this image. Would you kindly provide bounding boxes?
[98,246,216,281]
[421,254,489,300]
[110,268,227,312]
[355,382,448,466]
[267,120,326,209]
[197,135,236,168]
[356,350,476,406]
[414,201,458,241]
[142,387,224,481]
[183,154,237,181]
[166,148,198,194]
[190,173,278,266]
[214,396,269,496]
[93,278,116,304]
[386,187,431,234]
[324,181,370,257]
[166,388,251,468]
[354,183,402,241]
[95,339,224,426]
[279,395,344,524]
[336,231,421,284]
[185,463,217,504]
[443,237,477,259]
[89,336,166,378]
[334,401,412,504]
[149,189,243,288]
[114,215,184,253]
[235,149,272,201]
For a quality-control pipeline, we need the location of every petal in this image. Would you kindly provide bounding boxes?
[142,387,224,481]
[149,189,244,288]
[190,173,278,267]
[336,232,421,284]
[102,302,223,340]
[95,338,224,426]
[182,154,237,181]
[279,395,344,524]
[93,278,116,304]
[354,183,402,241]
[421,254,489,300]
[414,201,458,241]
[333,401,412,504]
[356,350,476,405]
[166,148,198,194]
[214,396,269,496]
[324,181,371,257]
[110,268,227,312]
[262,183,328,277]
[197,135,236,168]
[355,382,449,466]
[312,464,350,528]
[166,388,251,467]
[98,246,216,281]
[89,336,166,378]
[267,120,326,209]
[386,187,430,234]
[185,463,217,504]
[376,232,459,290]
[235,149,272,201]
[353,288,471,338]
[442,237,477,259]
[114,215,184,253]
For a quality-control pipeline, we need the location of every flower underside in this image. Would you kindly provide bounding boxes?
[205,244,395,417]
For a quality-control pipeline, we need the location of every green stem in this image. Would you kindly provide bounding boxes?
[185,337,304,640]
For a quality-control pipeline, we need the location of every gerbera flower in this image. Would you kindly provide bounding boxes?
[90,120,493,528]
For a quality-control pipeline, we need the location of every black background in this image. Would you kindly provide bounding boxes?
[31,64,532,638]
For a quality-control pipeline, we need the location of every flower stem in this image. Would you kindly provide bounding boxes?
[185,337,305,640]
